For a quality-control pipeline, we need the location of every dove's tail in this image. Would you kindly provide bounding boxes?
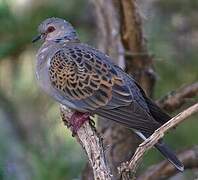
[155,141,184,171]
[134,130,184,172]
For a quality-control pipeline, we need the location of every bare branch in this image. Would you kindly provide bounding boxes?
[119,103,198,177]
[60,105,112,180]
[137,146,198,180]
[157,82,198,112]
[120,0,156,96]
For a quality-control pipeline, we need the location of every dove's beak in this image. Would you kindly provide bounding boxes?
[32,34,41,43]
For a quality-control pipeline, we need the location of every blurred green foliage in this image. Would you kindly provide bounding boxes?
[0,0,197,179]
[142,1,198,176]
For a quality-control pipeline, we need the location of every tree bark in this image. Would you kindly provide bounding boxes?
[83,0,156,179]
[60,105,112,180]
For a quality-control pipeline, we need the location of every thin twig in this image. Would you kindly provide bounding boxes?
[157,82,198,112]
[60,105,112,180]
[119,103,198,177]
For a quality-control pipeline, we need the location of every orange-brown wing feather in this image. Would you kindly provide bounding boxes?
[49,49,128,110]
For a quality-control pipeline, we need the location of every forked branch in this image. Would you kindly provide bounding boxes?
[119,103,198,178]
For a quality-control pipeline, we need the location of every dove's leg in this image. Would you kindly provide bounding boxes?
[70,112,90,136]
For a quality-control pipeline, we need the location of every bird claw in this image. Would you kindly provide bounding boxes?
[70,112,90,136]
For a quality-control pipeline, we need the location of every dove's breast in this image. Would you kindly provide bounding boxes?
[36,43,79,110]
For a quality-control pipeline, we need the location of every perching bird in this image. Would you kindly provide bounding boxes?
[33,17,184,171]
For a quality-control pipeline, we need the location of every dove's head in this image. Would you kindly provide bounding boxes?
[32,17,79,43]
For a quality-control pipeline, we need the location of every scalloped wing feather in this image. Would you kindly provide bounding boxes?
[49,47,132,111]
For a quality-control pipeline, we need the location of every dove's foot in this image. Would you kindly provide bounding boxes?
[70,112,90,136]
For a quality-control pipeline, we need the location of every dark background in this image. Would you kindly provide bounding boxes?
[0,0,197,179]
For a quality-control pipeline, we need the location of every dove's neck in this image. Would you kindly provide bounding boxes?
[46,31,79,43]
[53,36,80,43]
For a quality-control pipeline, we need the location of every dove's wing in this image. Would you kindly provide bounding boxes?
[49,44,132,109]
[49,43,161,133]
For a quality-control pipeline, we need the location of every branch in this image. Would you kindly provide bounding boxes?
[60,105,112,180]
[120,0,156,96]
[137,146,198,180]
[157,82,198,112]
[119,103,198,178]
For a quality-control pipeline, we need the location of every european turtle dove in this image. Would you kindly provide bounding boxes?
[33,17,184,171]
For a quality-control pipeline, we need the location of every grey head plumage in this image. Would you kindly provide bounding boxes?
[33,17,79,43]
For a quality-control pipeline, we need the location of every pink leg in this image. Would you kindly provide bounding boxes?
[70,112,90,136]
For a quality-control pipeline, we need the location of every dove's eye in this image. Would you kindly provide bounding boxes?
[47,26,55,33]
